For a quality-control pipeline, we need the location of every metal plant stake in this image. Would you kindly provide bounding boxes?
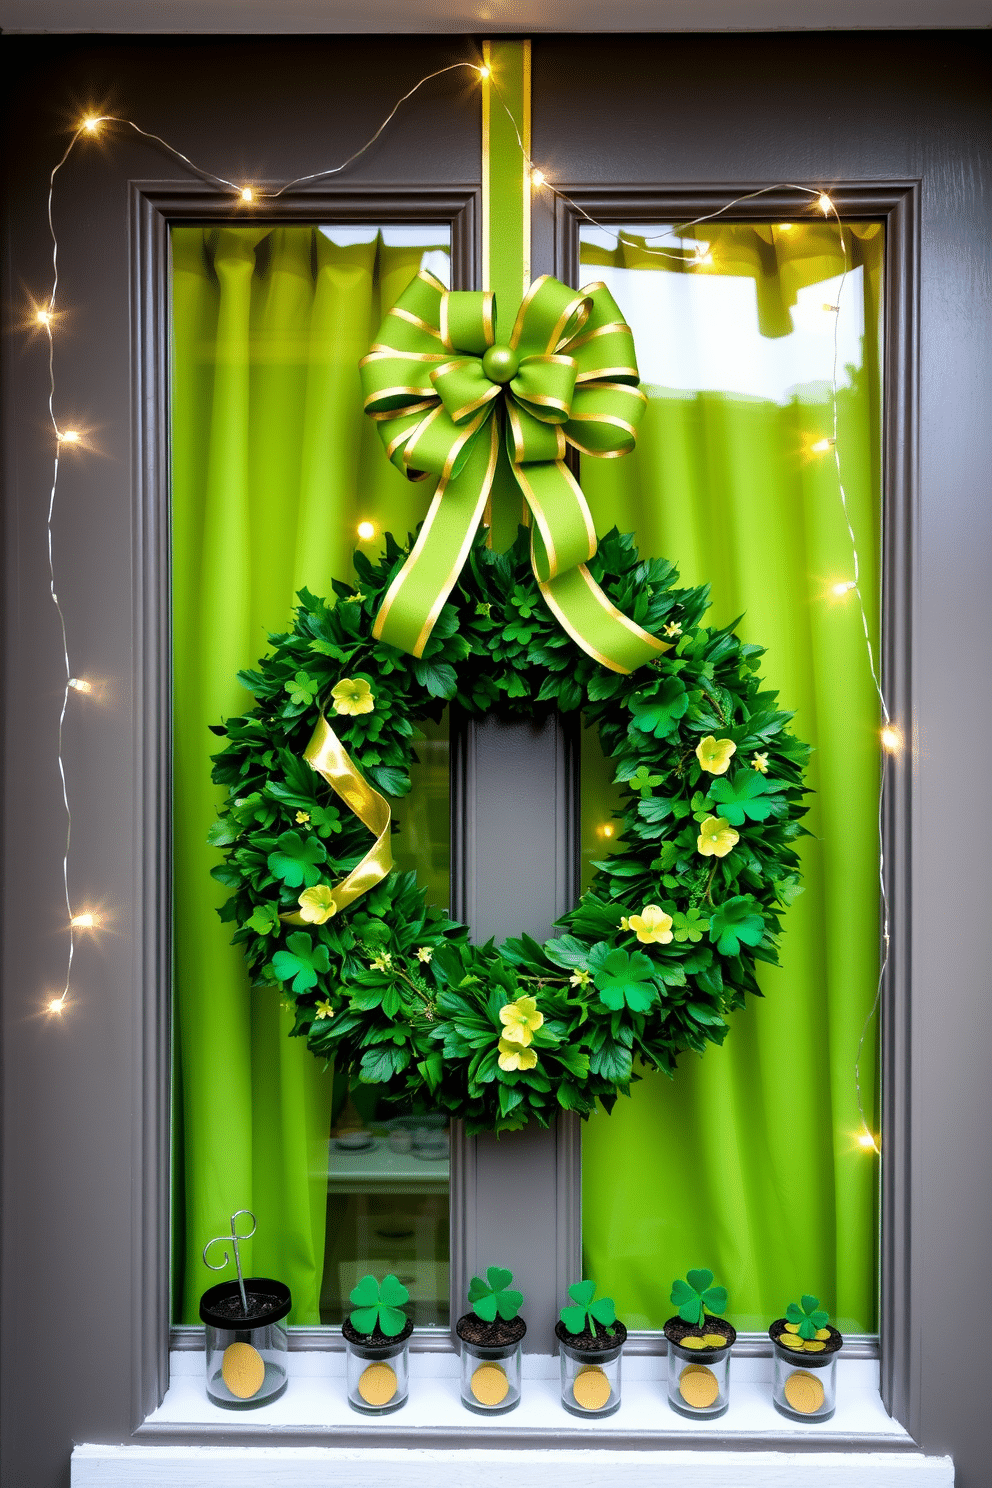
[202,1209,256,1316]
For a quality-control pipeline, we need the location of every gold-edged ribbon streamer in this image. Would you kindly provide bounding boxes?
[360,271,670,675]
[280,717,392,925]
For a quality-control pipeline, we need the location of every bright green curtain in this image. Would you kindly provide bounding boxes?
[580,224,882,1333]
[171,225,447,1324]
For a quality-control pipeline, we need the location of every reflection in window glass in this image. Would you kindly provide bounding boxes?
[171,224,451,1329]
[578,222,883,1334]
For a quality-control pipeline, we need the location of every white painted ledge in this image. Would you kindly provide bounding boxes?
[72,1349,953,1484]
[72,1442,954,1488]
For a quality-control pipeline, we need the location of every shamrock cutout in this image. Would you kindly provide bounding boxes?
[628,677,689,740]
[267,829,327,888]
[559,1279,617,1337]
[348,1273,410,1337]
[786,1294,830,1341]
[708,770,785,825]
[468,1265,523,1323]
[671,908,708,944]
[708,895,765,956]
[284,671,319,707]
[670,1268,728,1328]
[593,948,658,1013]
[271,931,331,993]
[629,764,664,797]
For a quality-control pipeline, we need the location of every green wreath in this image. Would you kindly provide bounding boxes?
[209,524,810,1135]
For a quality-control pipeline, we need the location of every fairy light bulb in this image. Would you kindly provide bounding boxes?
[881,726,903,755]
[778,223,794,231]
[48,998,65,1015]
[811,437,835,455]
[36,308,53,327]
[240,186,254,202]
[818,192,833,216]
[71,912,101,930]
[82,116,101,134]
[858,1131,878,1151]
[68,677,92,693]
[357,521,376,541]
[531,169,546,188]
[58,430,81,444]
[832,580,857,597]
[596,823,615,839]
[478,64,491,78]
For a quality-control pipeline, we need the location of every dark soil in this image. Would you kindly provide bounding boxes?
[769,1317,843,1356]
[663,1315,737,1351]
[342,1315,414,1348]
[206,1291,286,1324]
[456,1311,527,1348]
[555,1318,627,1353]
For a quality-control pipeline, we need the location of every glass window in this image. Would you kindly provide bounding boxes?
[171,223,452,1330]
[578,221,883,1334]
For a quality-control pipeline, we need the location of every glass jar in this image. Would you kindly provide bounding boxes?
[555,1320,626,1417]
[770,1322,842,1421]
[663,1318,736,1419]
[199,1278,291,1409]
[342,1318,413,1414]
[455,1314,525,1415]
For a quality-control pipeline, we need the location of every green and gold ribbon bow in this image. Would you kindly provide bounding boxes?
[360,272,669,674]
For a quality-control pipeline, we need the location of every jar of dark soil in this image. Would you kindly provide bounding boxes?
[199,1278,291,1409]
[769,1318,843,1421]
[555,1319,627,1417]
[455,1311,526,1414]
[342,1315,413,1414]
[663,1315,736,1419]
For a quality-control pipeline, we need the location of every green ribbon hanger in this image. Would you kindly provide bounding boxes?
[359,271,669,673]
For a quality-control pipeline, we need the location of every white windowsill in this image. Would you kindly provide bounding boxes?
[72,1350,954,1487]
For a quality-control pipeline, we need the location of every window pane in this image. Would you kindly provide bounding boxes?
[171,224,451,1329]
[578,221,883,1333]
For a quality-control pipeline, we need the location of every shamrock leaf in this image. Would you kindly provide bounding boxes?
[708,770,785,826]
[271,931,331,993]
[629,764,664,797]
[267,829,326,888]
[284,671,319,707]
[671,908,708,943]
[628,677,689,740]
[786,1294,830,1340]
[468,1265,523,1322]
[246,902,281,936]
[348,1272,410,1337]
[671,1268,728,1327]
[560,1279,617,1337]
[593,948,658,1014]
[708,895,765,956]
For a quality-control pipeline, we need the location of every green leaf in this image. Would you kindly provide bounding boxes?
[628,677,689,739]
[246,903,281,936]
[349,1305,379,1334]
[379,1273,411,1308]
[559,1305,588,1335]
[590,1295,617,1326]
[709,895,765,956]
[267,830,326,888]
[412,658,457,698]
[378,1304,409,1337]
[686,1268,714,1294]
[708,770,786,826]
[271,932,330,993]
[349,1275,380,1309]
[701,1285,728,1316]
[284,670,320,707]
[487,1266,513,1292]
[593,948,658,1014]
[207,816,239,847]
[473,1292,497,1323]
[496,1288,524,1321]
[672,908,707,944]
[568,1280,597,1307]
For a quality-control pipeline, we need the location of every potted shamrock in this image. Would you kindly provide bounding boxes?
[663,1268,736,1418]
[198,1211,292,1409]
[769,1294,844,1420]
[555,1280,627,1417]
[455,1266,526,1414]
[342,1273,413,1414]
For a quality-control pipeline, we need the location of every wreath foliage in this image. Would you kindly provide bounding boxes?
[209,525,810,1135]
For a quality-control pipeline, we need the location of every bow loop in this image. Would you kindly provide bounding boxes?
[508,354,577,426]
[430,358,502,426]
[440,290,496,355]
[510,275,592,358]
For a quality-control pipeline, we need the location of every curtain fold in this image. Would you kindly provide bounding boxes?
[579,225,881,1333]
[171,226,444,1323]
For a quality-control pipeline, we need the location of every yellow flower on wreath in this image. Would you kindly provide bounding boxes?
[331,677,374,716]
[570,968,591,988]
[498,994,544,1046]
[371,951,393,972]
[627,904,674,944]
[697,815,740,858]
[297,885,337,923]
[416,946,433,963]
[314,999,334,1020]
[695,735,737,774]
[752,752,769,773]
[498,1038,538,1072]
